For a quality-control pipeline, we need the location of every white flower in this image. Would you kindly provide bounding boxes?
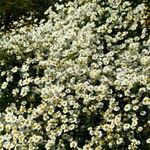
[22,78,32,85]
[21,64,29,72]
[131,120,138,127]
[124,104,131,112]
[116,138,123,145]
[137,127,143,132]
[45,140,55,149]
[140,56,150,66]
[20,86,29,97]
[31,135,43,143]
[6,75,13,82]
[11,66,18,73]
[99,131,103,138]
[133,105,139,111]
[70,141,77,148]
[142,97,150,105]
[1,82,8,89]
[12,88,19,96]
[123,124,130,131]
[146,138,150,144]
[140,111,146,116]
[1,71,6,76]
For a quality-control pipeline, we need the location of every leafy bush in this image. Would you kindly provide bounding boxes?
[0,0,150,149]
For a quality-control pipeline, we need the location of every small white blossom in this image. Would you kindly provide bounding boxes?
[21,64,29,72]
[11,66,18,73]
[123,124,130,131]
[70,141,77,148]
[20,86,29,97]
[1,82,8,89]
[124,104,131,112]
[146,138,150,144]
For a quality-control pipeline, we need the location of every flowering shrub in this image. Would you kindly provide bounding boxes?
[0,0,150,149]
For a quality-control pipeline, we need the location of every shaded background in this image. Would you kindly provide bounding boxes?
[0,0,149,31]
[0,0,74,31]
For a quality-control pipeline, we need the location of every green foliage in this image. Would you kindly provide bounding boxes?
[0,0,74,31]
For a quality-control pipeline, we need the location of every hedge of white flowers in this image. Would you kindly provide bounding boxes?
[0,0,150,149]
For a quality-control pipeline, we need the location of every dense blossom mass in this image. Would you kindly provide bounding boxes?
[0,0,150,149]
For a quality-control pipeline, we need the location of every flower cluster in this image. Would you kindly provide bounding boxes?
[0,0,149,149]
